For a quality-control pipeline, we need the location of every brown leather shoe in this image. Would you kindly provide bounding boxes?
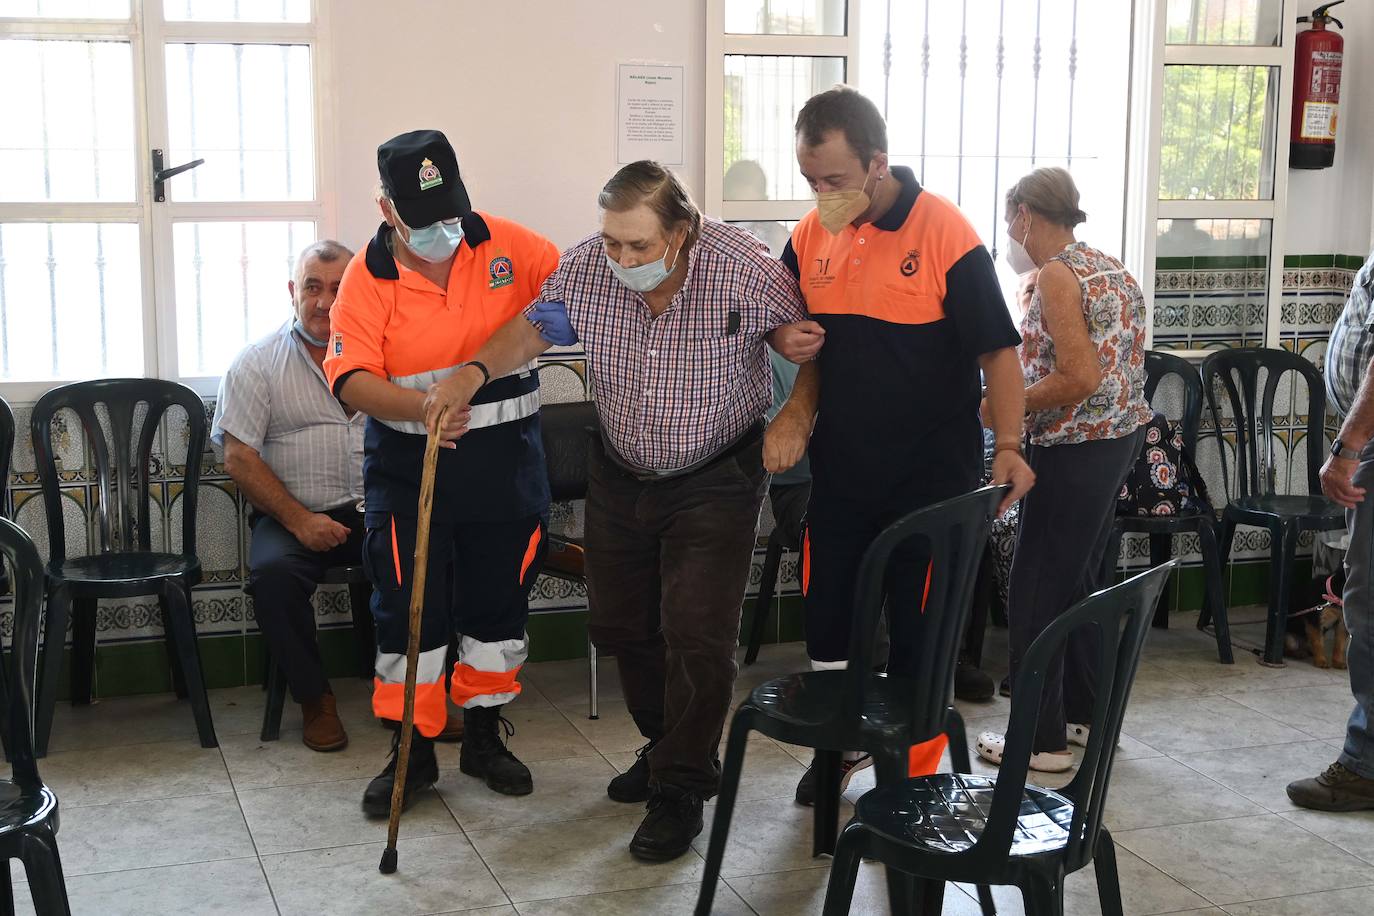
[302,693,348,752]
[1288,762,1374,811]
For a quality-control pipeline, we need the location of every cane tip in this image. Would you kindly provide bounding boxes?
[379,848,398,874]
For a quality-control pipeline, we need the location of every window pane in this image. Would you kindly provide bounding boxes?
[2,0,129,17]
[726,0,846,35]
[165,43,315,202]
[163,0,309,22]
[173,221,314,377]
[1166,0,1282,46]
[1160,65,1277,200]
[729,219,798,258]
[724,55,845,203]
[0,223,143,381]
[1153,218,1271,350]
[0,40,136,203]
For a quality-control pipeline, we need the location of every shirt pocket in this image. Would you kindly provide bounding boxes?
[879,285,946,325]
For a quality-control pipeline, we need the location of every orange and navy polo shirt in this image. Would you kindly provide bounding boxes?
[324,212,559,522]
[782,166,1020,508]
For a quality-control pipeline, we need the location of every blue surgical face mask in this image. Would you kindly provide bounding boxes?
[605,235,682,293]
[293,318,328,348]
[403,218,465,262]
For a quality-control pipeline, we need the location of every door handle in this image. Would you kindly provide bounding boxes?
[151,149,205,202]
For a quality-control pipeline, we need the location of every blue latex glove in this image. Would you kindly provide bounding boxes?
[528,300,578,346]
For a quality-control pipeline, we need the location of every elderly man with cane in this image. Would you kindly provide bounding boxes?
[324,129,560,829]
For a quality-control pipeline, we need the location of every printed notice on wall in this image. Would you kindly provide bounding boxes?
[617,64,684,165]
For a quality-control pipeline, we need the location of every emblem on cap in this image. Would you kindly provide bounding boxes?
[489,256,514,289]
[418,158,443,191]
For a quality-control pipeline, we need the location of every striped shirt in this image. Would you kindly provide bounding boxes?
[1326,250,1374,419]
[212,320,365,512]
[526,219,808,473]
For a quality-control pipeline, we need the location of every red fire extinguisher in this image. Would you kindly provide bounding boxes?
[1290,0,1345,170]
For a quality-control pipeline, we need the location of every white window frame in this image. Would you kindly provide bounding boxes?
[704,0,862,220]
[1122,0,1297,354]
[0,0,334,401]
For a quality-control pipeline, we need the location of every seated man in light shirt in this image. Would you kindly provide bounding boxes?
[212,239,372,751]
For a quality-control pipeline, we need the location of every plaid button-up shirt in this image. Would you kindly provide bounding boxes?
[527,219,808,473]
[1326,250,1374,419]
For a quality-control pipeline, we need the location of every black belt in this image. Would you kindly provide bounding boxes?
[602,421,764,484]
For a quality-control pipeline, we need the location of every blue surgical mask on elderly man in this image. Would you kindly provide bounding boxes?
[404,218,465,262]
[606,235,682,293]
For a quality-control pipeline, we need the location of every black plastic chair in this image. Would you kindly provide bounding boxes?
[821,562,1174,916]
[0,395,13,601]
[259,564,375,741]
[1101,350,1233,662]
[535,399,601,718]
[0,516,73,914]
[1201,348,1345,666]
[695,484,1009,916]
[31,379,216,756]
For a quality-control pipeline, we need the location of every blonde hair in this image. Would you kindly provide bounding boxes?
[1005,167,1087,228]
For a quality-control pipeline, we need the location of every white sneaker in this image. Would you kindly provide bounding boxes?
[1067,723,1090,747]
[975,731,1074,774]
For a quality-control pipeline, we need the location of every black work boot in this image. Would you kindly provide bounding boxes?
[608,741,656,803]
[629,785,704,862]
[361,727,438,816]
[459,705,533,796]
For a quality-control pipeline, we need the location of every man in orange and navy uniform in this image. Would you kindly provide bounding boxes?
[324,130,558,811]
[766,86,1035,803]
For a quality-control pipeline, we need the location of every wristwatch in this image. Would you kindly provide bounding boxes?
[1331,438,1361,461]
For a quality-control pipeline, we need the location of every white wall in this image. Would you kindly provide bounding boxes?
[323,2,1374,259]
[1286,2,1374,256]
[327,0,706,251]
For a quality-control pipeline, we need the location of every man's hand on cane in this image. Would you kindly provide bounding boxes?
[422,368,483,446]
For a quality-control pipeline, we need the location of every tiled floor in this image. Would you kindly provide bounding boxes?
[14,612,1372,915]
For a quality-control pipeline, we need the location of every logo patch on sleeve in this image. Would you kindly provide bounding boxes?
[489,256,514,289]
[332,332,344,356]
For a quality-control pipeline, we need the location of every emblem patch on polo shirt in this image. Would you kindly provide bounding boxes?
[900,249,921,277]
[489,255,514,289]
[418,158,443,191]
[332,332,343,356]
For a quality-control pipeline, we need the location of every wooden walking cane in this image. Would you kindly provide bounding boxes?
[379,406,447,875]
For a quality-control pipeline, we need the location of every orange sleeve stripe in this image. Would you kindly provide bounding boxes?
[372,679,448,738]
[449,663,524,707]
[518,523,543,585]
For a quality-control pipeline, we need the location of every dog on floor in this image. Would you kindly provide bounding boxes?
[1285,573,1349,669]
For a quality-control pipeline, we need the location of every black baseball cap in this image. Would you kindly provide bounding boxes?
[376,129,472,228]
